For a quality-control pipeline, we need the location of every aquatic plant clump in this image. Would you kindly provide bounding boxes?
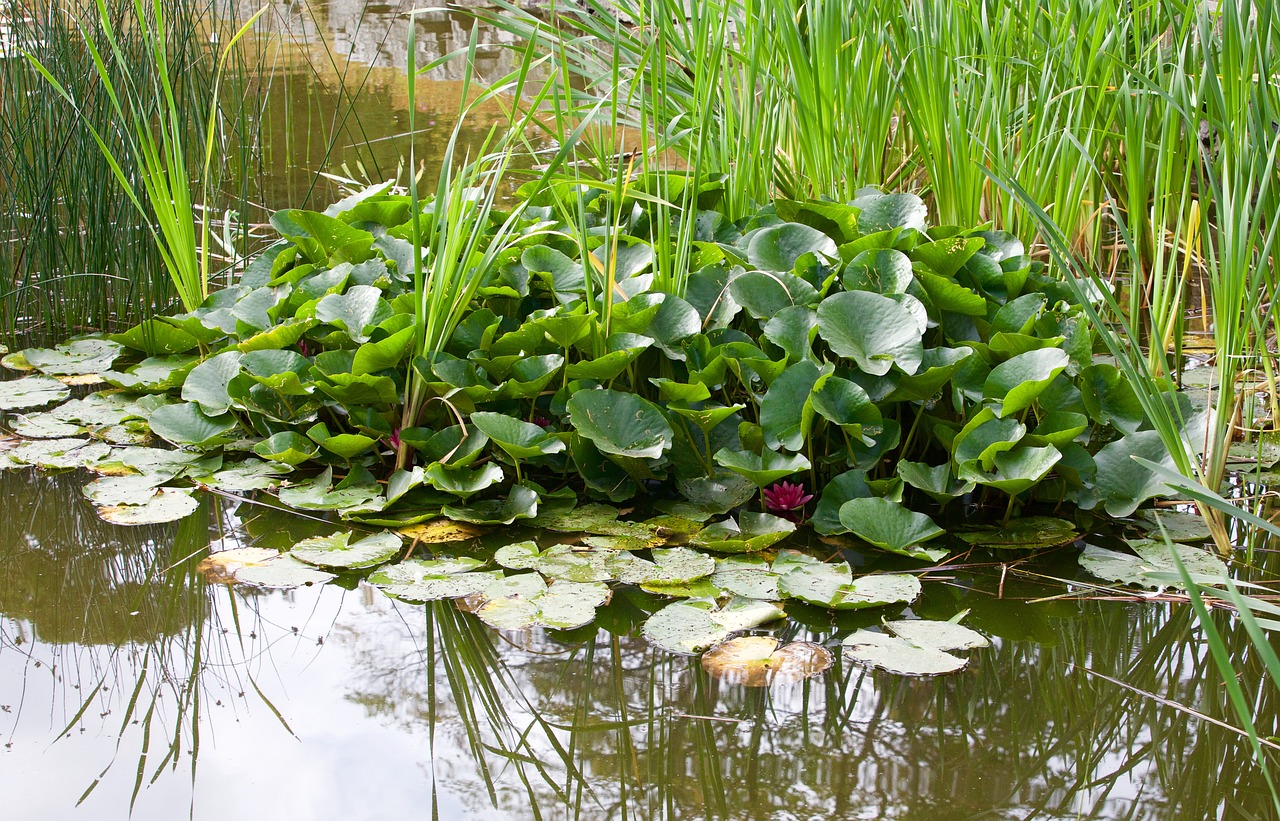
[0,177,1205,662]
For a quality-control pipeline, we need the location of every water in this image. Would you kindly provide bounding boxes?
[0,468,1274,819]
[2,4,1278,818]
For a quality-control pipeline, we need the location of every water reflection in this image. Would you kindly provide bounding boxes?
[0,470,1275,818]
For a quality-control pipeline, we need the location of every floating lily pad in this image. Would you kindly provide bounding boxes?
[495,541,623,582]
[692,512,796,553]
[701,637,833,687]
[476,578,611,631]
[290,530,403,569]
[1134,509,1213,543]
[232,554,336,588]
[10,437,111,470]
[0,375,71,410]
[398,519,488,545]
[194,458,292,492]
[470,412,566,460]
[611,546,716,586]
[710,556,782,600]
[842,619,989,676]
[567,389,673,460]
[97,488,201,525]
[198,547,280,583]
[9,411,84,439]
[21,338,123,376]
[368,558,499,602]
[148,402,239,449]
[82,474,164,507]
[1078,540,1227,590]
[776,550,920,609]
[442,484,539,525]
[253,431,320,466]
[642,596,785,655]
[532,504,662,542]
[957,516,1079,550]
[278,468,385,514]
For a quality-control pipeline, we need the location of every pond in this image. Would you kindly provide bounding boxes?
[2,3,1278,819]
[1,467,1275,819]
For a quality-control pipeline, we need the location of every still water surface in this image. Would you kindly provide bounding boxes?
[1,466,1274,819]
[1,3,1277,818]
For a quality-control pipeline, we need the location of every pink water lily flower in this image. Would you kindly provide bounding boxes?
[387,428,402,451]
[763,481,814,513]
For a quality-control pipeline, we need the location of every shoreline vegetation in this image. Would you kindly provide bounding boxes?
[2,0,1280,811]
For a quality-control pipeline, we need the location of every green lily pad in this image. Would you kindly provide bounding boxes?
[470,412,566,460]
[567,389,673,460]
[710,556,782,600]
[111,320,201,356]
[369,558,500,602]
[305,422,377,461]
[641,596,786,655]
[194,458,292,492]
[0,375,71,410]
[102,356,200,394]
[984,348,1069,418]
[476,578,612,631]
[611,546,716,585]
[494,541,623,582]
[148,402,239,449]
[315,285,391,343]
[289,531,403,569]
[816,290,923,377]
[692,512,796,553]
[676,472,758,514]
[97,488,201,525]
[11,437,111,470]
[232,554,336,588]
[842,619,989,676]
[746,222,838,274]
[1134,509,1213,543]
[442,484,539,525]
[278,468,385,514]
[21,338,123,376]
[713,448,810,487]
[253,431,320,466]
[957,516,1078,550]
[181,351,245,414]
[9,412,84,439]
[776,550,921,609]
[837,497,947,561]
[82,474,164,507]
[1079,540,1227,590]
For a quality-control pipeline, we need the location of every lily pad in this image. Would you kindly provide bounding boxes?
[567,389,673,460]
[9,412,84,439]
[1134,509,1213,543]
[290,530,403,569]
[842,619,989,676]
[713,448,810,487]
[701,637,833,687]
[642,596,786,655]
[442,484,539,525]
[957,516,1078,550]
[1078,540,1227,590]
[193,458,292,492]
[231,554,337,588]
[692,512,796,553]
[398,519,488,545]
[10,437,111,470]
[97,488,201,525]
[837,497,947,561]
[368,558,499,602]
[148,402,239,449]
[470,412,566,460]
[710,556,782,600]
[21,338,123,376]
[476,578,612,631]
[816,290,924,377]
[776,550,920,609]
[0,375,71,410]
[610,546,716,585]
[82,474,164,507]
[494,541,623,582]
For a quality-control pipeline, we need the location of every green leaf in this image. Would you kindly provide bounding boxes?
[111,320,201,356]
[305,421,377,460]
[760,360,828,451]
[713,448,810,487]
[983,348,1069,418]
[817,291,923,376]
[691,512,796,553]
[253,431,320,466]
[0,375,70,410]
[353,326,415,374]
[315,285,391,343]
[290,531,403,569]
[470,412,566,460]
[957,516,1078,550]
[442,484,539,525]
[838,497,947,561]
[369,559,499,602]
[776,550,921,609]
[746,223,838,273]
[642,596,785,654]
[1079,540,1227,590]
[426,462,504,499]
[610,546,717,585]
[852,190,927,233]
[181,351,244,414]
[842,621,986,676]
[729,270,820,319]
[477,579,612,631]
[148,402,239,449]
[21,338,122,376]
[97,489,201,526]
[567,389,673,460]
[842,249,914,295]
